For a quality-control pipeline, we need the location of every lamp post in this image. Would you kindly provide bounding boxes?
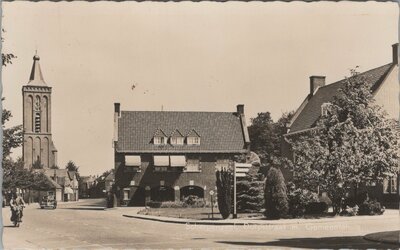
[209,190,214,219]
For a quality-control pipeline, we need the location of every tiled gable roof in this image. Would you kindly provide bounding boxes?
[170,129,184,137]
[289,63,393,133]
[187,129,201,137]
[117,111,247,153]
[153,128,167,137]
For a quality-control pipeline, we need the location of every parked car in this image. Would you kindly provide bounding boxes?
[40,195,57,209]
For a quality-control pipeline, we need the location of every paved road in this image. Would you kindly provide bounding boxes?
[2,199,398,249]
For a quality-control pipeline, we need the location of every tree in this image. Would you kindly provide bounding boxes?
[264,167,288,219]
[236,168,264,213]
[31,171,55,191]
[65,161,79,172]
[216,168,233,219]
[288,69,399,213]
[2,29,16,67]
[50,165,60,169]
[235,154,264,213]
[32,158,44,169]
[248,111,294,167]
[2,101,23,161]
[3,158,33,191]
[248,112,278,165]
[1,28,20,160]
[3,157,54,204]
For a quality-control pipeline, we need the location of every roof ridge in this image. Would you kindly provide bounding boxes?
[317,63,393,90]
[121,110,235,114]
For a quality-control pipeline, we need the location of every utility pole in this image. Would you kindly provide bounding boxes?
[233,162,251,219]
[233,162,237,219]
[209,190,214,219]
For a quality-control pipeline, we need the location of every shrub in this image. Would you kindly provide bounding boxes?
[160,201,186,208]
[183,195,206,208]
[305,202,328,214]
[264,167,289,219]
[216,169,233,219]
[147,201,162,208]
[237,164,264,213]
[287,184,319,218]
[358,200,385,215]
[340,205,359,216]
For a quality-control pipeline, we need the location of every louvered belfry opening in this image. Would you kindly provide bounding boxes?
[35,112,41,133]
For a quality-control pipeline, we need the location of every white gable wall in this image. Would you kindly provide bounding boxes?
[373,65,399,121]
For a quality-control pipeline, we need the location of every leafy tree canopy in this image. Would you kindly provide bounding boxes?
[65,161,79,172]
[288,69,399,212]
[248,111,294,167]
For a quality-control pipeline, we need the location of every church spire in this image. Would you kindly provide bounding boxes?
[28,53,47,86]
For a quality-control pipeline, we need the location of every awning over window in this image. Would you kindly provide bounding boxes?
[170,155,186,167]
[125,155,141,166]
[154,155,170,166]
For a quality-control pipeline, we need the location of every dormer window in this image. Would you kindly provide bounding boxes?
[187,129,201,145]
[171,137,184,145]
[187,137,200,145]
[154,136,167,145]
[321,102,331,117]
[170,129,184,145]
[153,129,167,145]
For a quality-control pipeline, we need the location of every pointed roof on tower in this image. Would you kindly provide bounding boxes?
[28,53,47,86]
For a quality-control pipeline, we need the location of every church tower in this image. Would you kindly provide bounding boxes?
[22,54,57,169]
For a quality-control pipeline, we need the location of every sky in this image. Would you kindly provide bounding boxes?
[2,2,398,176]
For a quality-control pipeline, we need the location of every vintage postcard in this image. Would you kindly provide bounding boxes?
[1,1,398,249]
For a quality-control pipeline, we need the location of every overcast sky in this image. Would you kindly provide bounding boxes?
[2,2,398,176]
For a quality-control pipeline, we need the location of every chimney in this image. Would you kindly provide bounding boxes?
[114,103,121,117]
[309,76,326,96]
[392,43,398,65]
[113,103,120,143]
[236,104,244,115]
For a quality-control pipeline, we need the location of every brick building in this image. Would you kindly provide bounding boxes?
[282,44,399,207]
[113,103,250,206]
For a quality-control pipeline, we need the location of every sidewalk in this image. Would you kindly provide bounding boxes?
[364,230,400,246]
[123,209,399,226]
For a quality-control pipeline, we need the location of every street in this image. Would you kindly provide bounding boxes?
[3,199,398,249]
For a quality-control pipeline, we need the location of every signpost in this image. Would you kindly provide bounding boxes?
[209,190,215,219]
[233,162,252,219]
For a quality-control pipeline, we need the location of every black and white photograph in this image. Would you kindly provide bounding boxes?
[1,1,399,249]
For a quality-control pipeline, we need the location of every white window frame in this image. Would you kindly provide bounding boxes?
[321,102,331,116]
[154,136,167,145]
[170,137,184,145]
[123,189,130,200]
[383,175,398,194]
[187,136,200,145]
[390,176,397,194]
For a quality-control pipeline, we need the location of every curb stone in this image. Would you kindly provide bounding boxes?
[363,231,400,246]
[123,213,398,226]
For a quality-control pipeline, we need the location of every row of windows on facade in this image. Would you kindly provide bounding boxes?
[154,136,200,145]
[126,180,199,189]
[124,155,230,172]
